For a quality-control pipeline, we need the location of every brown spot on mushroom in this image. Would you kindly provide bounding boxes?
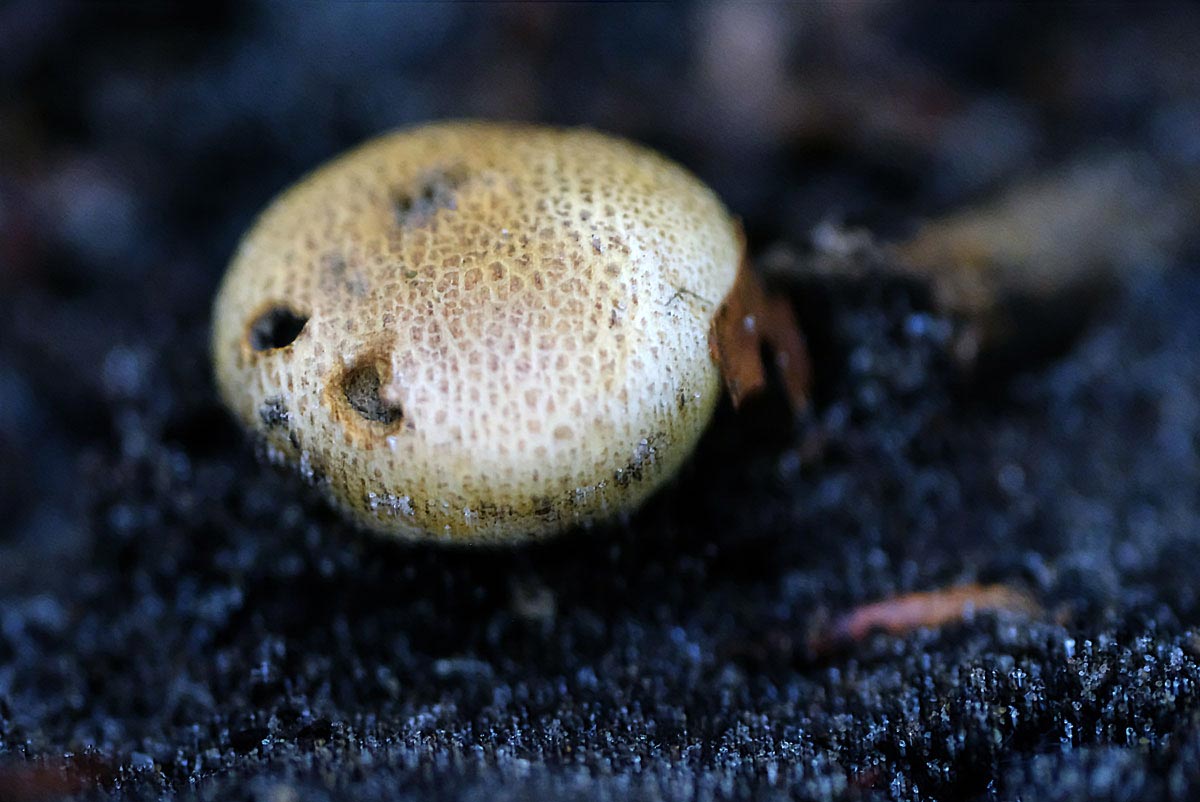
[393,165,468,227]
[341,361,404,425]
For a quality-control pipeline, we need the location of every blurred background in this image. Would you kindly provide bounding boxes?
[3,3,1200,800]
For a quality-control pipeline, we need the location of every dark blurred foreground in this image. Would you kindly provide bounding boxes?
[2,4,1200,800]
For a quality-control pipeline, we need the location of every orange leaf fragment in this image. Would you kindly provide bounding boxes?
[709,227,811,412]
[810,582,1041,656]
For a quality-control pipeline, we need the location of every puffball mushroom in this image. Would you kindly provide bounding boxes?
[213,121,790,543]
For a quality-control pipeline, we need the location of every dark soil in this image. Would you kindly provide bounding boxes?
[2,4,1200,800]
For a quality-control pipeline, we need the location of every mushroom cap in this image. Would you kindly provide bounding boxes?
[212,121,741,543]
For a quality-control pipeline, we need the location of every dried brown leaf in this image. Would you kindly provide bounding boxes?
[709,227,811,412]
[810,582,1041,656]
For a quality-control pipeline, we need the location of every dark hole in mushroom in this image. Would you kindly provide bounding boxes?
[393,166,467,227]
[249,306,308,351]
[342,362,403,425]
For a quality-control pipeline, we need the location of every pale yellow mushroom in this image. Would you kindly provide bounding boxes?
[212,121,743,543]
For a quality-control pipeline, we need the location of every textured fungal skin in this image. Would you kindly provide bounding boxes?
[212,121,741,542]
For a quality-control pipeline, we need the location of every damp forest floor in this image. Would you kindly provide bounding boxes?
[4,4,1200,801]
